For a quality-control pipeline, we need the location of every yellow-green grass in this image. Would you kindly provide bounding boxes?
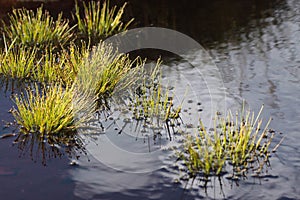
[178,105,281,181]
[0,40,79,84]
[74,42,143,106]
[73,0,133,44]
[0,39,38,80]
[0,2,137,93]
[2,5,75,50]
[5,39,143,138]
[33,42,90,85]
[9,41,143,158]
[12,83,95,138]
[0,38,142,98]
[124,60,183,139]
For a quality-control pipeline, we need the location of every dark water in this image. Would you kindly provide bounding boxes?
[0,0,300,199]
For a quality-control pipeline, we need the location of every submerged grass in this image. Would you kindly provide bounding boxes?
[73,0,133,43]
[116,60,183,140]
[2,5,74,50]
[178,105,282,182]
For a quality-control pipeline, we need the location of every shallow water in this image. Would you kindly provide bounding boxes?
[0,0,299,199]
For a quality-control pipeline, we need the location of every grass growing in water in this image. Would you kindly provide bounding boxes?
[0,1,136,87]
[116,60,183,140]
[2,5,74,50]
[73,0,133,43]
[12,83,95,137]
[75,42,143,106]
[1,37,143,138]
[8,40,143,139]
[0,40,82,84]
[11,82,96,165]
[0,39,38,80]
[0,38,142,99]
[178,105,282,183]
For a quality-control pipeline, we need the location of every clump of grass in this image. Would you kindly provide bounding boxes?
[12,83,95,138]
[182,121,226,179]
[2,5,74,50]
[0,40,80,84]
[0,2,136,89]
[34,49,69,84]
[34,42,90,85]
[178,105,282,182]
[0,39,38,80]
[2,39,143,135]
[11,82,95,166]
[116,60,183,140]
[8,40,143,163]
[75,42,143,106]
[73,0,133,43]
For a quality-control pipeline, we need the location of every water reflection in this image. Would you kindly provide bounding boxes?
[0,0,288,47]
[0,77,88,166]
[110,0,287,46]
[13,131,87,166]
[206,0,300,199]
[69,0,300,198]
[68,53,277,199]
[0,0,299,199]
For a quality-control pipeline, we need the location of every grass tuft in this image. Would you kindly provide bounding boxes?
[0,40,84,84]
[12,83,95,137]
[2,5,75,50]
[74,42,143,105]
[73,0,133,43]
[0,39,38,79]
[178,105,283,181]
[116,60,183,140]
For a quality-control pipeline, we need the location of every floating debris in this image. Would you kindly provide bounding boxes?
[0,133,16,139]
[69,160,79,166]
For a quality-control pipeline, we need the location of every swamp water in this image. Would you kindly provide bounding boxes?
[0,0,299,199]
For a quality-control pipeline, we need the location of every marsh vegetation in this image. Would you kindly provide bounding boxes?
[176,105,283,191]
[0,0,284,194]
[0,1,141,162]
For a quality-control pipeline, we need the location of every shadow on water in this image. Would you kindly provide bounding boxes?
[109,0,287,46]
